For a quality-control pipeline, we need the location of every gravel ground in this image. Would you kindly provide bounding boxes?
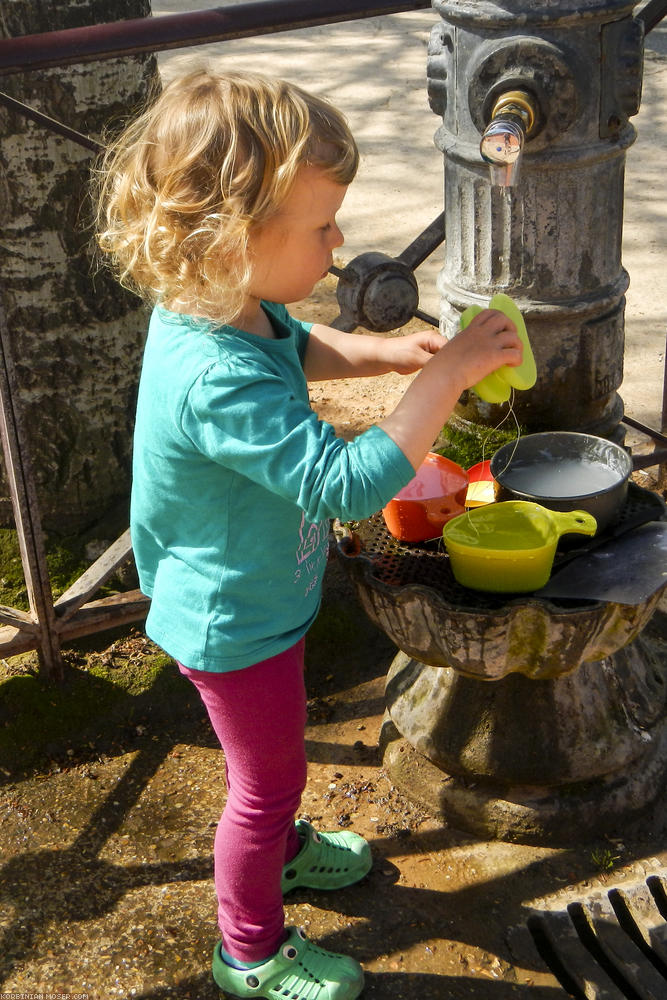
[3,548,667,999]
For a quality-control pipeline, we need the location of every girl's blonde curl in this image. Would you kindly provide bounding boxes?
[94,68,359,325]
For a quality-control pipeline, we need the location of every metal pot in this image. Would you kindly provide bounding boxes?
[490,431,633,534]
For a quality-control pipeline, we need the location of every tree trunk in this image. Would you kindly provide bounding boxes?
[0,0,158,533]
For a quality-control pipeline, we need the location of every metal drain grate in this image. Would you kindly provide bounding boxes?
[352,483,665,614]
[521,876,667,998]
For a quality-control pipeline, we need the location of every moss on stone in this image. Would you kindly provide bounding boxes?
[0,642,184,778]
[437,417,525,470]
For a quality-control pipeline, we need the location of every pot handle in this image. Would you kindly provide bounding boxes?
[553,509,598,538]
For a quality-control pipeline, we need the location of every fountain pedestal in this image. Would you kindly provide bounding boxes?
[339,505,667,843]
[381,631,667,843]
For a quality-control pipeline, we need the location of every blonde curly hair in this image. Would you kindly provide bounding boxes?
[94,68,359,324]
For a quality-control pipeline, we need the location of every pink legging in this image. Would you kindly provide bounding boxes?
[178,639,307,963]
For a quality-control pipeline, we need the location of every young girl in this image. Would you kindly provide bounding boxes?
[96,69,520,1000]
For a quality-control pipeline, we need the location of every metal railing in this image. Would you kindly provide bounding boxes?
[0,1,431,73]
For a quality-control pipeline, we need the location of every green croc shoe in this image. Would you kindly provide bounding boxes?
[281,819,372,894]
[211,926,364,1000]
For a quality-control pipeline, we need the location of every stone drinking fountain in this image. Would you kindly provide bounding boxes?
[337,0,667,843]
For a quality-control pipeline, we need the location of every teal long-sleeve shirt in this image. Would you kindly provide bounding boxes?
[131,301,414,672]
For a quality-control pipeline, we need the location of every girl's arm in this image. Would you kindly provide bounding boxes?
[303,323,445,380]
[304,310,523,471]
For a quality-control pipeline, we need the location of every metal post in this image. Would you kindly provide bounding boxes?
[0,299,62,678]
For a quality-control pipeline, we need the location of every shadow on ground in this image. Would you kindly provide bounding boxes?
[2,558,667,998]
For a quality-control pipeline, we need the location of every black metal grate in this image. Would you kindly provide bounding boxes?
[352,482,666,613]
[518,876,667,999]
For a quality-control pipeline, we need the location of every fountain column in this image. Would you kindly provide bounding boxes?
[427,0,644,438]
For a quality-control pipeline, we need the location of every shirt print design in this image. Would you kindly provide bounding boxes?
[294,512,329,597]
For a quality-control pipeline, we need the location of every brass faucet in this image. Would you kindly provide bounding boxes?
[480,90,537,187]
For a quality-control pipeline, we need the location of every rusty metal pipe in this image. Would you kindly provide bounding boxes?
[0,90,103,153]
[637,0,667,33]
[0,0,432,75]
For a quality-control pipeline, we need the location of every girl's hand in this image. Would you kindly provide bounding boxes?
[305,323,444,381]
[304,311,521,386]
[379,309,523,470]
[384,330,445,374]
[442,308,522,389]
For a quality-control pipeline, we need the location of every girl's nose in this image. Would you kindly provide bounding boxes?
[330,223,344,249]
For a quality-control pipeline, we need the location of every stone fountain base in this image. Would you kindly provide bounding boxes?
[338,497,667,843]
[380,614,667,843]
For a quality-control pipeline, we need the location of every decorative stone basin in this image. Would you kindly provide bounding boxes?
[336,485,667,841]
[337,486,666,681]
